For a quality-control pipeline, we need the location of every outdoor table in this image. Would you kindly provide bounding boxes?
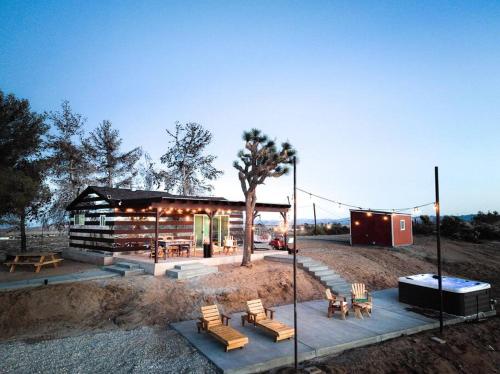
[5,251,63,273]
[158,239,192,258]
[352,302,372,319]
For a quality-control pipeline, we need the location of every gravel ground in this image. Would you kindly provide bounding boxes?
[0,327,217,374]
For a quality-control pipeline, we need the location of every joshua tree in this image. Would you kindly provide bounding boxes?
[160,122,223,195]
[233,129,295,266]
[83,120,142,188]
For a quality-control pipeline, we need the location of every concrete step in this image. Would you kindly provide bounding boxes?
[319,274,342,282]
[326,280,350,288]
[304,265,329,272]
[103,265,145,276]
[174,262,205,271]
[166,265,218,279]
[115,262,140,270]
[313,269,336,277]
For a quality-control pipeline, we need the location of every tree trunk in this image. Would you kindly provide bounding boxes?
[20,210,27,252]
[241,190,256,267]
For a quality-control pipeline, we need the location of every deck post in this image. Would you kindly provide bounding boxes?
[208,212,214,256]
[154,208,159,264]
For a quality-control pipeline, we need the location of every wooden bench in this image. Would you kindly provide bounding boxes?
[197,305,249,352]
[4,252,64,273]
[242,299,295,342]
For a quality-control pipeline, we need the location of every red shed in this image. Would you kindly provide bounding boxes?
[350,209,413,247]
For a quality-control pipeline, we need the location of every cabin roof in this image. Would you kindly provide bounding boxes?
[66,186,290,212]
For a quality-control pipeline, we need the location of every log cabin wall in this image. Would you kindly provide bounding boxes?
[69,193,245,252]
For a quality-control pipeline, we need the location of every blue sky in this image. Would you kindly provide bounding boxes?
[1,0,499,218]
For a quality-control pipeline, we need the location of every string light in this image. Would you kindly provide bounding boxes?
[366,212,373,217]
[297,187,435,213]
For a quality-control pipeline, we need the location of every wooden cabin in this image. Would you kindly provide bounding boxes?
[66,186,290,259]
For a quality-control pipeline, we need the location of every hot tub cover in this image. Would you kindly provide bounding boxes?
[398,273,490,293]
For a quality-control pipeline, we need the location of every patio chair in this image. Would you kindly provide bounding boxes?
[242,299,295,342]
[351,283,373,319]
[325,288,349,320]
[223,236,238,255]
[149,239,165,259]
[197,305,249,352]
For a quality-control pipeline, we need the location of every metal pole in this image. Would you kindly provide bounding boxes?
[154,208,159,264]
[293,156,298,371]
[313,202,317,235]
[435,166,444,334]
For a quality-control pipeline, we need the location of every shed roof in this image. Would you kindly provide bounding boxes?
[350,209,412,216]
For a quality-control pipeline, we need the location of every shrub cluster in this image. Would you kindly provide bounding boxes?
[298,223,350,236]
[413,211,500,242]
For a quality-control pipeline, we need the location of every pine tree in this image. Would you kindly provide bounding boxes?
[233,129,295,266]
[83,120,142,188]
[47,101,90,227]
[0,90,50,251]
[159,122,223,195]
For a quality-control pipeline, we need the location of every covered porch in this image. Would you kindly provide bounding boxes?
[146,197,290,264]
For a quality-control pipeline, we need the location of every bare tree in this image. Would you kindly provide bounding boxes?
[233,129,295,266]
[83,120,142,188]
[159,122,223,195]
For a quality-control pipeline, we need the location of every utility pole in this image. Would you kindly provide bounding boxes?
[293,156,298,371]
[313,202,317,235]
[435,166,444,335]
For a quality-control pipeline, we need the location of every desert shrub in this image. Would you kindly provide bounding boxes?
[298,223,349,236]
[473,211,500,225]
[440,216,480,242]
[474,222,500,240]
[413,215,434,235]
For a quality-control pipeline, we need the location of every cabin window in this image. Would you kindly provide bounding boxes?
[99,215,106,227]
[75,214,85,226]
[400,219,406,231]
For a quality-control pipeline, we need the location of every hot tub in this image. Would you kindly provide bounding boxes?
[398,274,491,316]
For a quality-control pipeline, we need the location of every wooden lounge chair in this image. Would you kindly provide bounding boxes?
[325,289,349,319]
[351,283,373,319]
[242,299,295,342]
[197,305,249,352]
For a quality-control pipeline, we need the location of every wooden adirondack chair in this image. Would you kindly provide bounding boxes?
[351,283,373,319]
[325,289,349,320]
[197,305,249,351]
[242,299,295,342]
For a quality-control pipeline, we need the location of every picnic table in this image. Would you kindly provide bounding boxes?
[158,239,193,258]
[4,251,63,273]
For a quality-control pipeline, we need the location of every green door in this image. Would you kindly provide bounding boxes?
[194,214,210,248]
[212,215,230,246]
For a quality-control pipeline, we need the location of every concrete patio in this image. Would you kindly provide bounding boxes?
[172,288,496,374]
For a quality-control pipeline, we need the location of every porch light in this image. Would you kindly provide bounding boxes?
[354,221,360,226]
[366,212,372,217]
[383,216,389,221]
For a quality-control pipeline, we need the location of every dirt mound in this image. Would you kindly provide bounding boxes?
[0,260,323,341]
